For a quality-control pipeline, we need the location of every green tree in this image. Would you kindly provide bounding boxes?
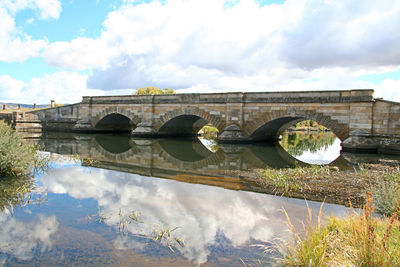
[134,86,175,95]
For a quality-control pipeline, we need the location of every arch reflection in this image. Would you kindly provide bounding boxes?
[94,134,133,154]
[279,131,341,165]
[157,138,213,162]
[32,133,350,189]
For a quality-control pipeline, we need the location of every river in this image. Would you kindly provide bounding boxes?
[0,131,397,266]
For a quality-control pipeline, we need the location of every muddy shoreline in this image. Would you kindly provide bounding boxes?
[234,162,400,207]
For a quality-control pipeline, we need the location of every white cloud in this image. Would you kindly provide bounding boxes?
[2,0,61,20]
[280,0,400,69]
[0,7,47,62]
[0,75,25,99]
[38,0,400,102]
[1,0,399,103]
[30,0,62,20]
[43,38,117,70]
[25,18,34,24]
[0,0,61,62]
[375,79,400,102]
[0,72,104,104]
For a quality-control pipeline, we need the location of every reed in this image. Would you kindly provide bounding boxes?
[90,208,185,253]
[278,194,400,266]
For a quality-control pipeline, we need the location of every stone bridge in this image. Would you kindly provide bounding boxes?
[12,89,400,154]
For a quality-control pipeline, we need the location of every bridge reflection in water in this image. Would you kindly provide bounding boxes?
[32,133,348,193]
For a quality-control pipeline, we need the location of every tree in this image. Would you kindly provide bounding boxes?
[134,86,175,95]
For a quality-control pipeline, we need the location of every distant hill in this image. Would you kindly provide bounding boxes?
[0,103,49,109]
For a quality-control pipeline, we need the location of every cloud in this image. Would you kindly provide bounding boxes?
[1,0,399,103]
[0,72,104,104]
[46,0,297,89]
[39,0,400,101]
[25,18,35,24]
[375,79,400,102]
[0,7,47,62]
[280,0,400,69]
[2,0,62,20]
[0,0,61,62]
[0,75,25,100]
[43,38,116,70]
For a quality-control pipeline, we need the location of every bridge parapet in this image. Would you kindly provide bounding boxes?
[81,89,374,104]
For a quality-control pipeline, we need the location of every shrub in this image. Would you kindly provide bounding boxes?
[0,121,45,176]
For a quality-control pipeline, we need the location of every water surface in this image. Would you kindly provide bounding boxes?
[0,132,365,266]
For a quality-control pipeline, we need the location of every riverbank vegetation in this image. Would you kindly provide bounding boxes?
[278,195,400,266]
[0,121,47,176]
[258,162,400,210]
[257,160,400,265]
[370,166,400,217]
[0,121,48,211]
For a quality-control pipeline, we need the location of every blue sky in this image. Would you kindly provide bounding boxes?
[0,0,399,104]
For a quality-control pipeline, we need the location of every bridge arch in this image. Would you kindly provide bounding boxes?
[245,109,349,141]
[155,108,225,136]
[91,107,141,132]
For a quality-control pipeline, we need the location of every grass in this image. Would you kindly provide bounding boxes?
[276,195,400,266]
[259,163,400,210]
[258,163,400,266]
[263,165,334,196]
[370,166,400,218]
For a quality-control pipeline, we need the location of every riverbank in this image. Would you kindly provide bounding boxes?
[234,161,400,208]
[246,159,400,265]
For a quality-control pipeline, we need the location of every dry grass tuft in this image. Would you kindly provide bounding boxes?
[262,195,400,266]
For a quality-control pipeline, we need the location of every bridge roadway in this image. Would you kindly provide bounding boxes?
[11,89,400,154]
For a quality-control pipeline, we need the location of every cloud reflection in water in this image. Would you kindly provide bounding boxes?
[40,165,348,264]
[0,213,59,262]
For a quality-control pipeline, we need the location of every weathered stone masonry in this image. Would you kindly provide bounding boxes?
[10,89,400,154]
